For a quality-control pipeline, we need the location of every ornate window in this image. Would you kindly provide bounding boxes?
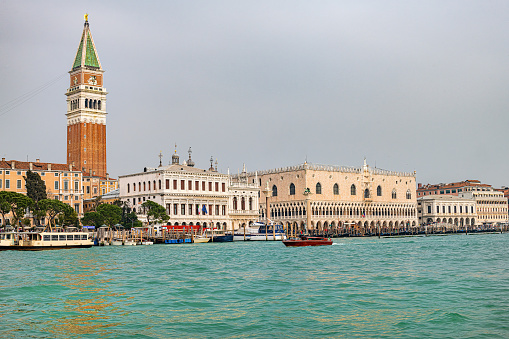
[316,182,322,194]
[272,185,278,197]
[364,189,370,198]
[351,184,356,195]
[377,185,382,196]
[290,183,295,195]
[233,197,238,210]
[392,189,397,199]
[241,197,245,210]
[333,183,339,195]
[406,190,411,199]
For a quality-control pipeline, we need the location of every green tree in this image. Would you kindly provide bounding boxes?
[24,170,47,226]
[97,204,122,227]
[141,200,169,225]
[24,170,47,202]
[82,211,104,228]
[0,191,33,228]
[92,196,103,211]
[60,204,79,228]
[38,199,68,230]
[0,192,12,227]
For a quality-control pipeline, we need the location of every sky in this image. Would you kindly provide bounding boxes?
[1,1,508,187]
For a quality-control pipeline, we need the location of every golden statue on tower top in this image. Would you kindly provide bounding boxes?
[84,13,88,22]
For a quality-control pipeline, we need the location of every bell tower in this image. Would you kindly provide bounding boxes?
[66,14,108,178]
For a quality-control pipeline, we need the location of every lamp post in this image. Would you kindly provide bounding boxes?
[303,187,312,235]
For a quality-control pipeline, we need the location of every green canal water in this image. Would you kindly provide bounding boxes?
[1,233,508,338]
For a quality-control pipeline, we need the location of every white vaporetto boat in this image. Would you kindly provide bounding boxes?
[0,231,94,250]
[233,222,287,241]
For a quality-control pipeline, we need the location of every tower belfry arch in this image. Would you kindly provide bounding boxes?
[65,15,108,178]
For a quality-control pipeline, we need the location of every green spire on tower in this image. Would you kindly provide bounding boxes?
[72,15,102,70]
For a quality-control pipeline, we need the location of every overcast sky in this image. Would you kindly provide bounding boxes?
[1,1,508,187]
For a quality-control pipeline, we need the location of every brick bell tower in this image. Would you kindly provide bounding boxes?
[66,14,107,178]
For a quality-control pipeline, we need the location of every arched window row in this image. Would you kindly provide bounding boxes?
[84,98,102,110]
[70,99,80,110]
[266,201,417,219]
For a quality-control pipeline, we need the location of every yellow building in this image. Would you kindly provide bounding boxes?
[82,174,118,201]
[0,158,84,225]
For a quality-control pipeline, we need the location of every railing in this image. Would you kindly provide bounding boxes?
[238,163,415,178]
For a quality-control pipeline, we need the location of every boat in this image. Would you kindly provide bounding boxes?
[233,222,287,241]
[111,239,124,246]
[139,241,154,245]
[124,239,137,246]
[282,235,333,247]
[193,235,211,243]
[205,228,233,242]
[0,231,94,251]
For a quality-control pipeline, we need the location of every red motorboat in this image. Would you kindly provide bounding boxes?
[282,236,333,247]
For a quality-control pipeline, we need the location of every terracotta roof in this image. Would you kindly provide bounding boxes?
[418,180,491,191]
[0,160,80,172]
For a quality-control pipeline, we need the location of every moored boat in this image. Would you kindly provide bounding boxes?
[0,231,94,250]
[111,239,124,246]
[233,222,287,241]
[193,235,211,243]
[282,236,333,247]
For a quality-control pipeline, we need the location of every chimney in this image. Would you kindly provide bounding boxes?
[69,164,72,171]
[106,173,109,180]
[11,161,15,169]
[36,158,40,163]
[48,163,52,171]
[29,163,33,170]
[2,158,5,162]
[418,183,422,189]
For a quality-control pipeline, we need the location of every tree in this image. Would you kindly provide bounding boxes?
[24,170,47,226]
[24,170,47,202]
[96,204,122,227]
[82,211,104,228]
[141,200,169,225]
[60,204,79,228]
[0,192,12,226]
[0,192,33,228]
[38,199,68,231]
[92,196,103,211]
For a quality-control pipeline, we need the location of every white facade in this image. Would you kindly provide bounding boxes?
[417,195,476,229]
[229,169,260,230]
[459,191,508,225]
[119,160,260,230]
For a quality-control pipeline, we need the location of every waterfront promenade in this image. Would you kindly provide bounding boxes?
[1,232,508,338]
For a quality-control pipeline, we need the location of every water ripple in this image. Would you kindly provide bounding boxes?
[0,234,508,338]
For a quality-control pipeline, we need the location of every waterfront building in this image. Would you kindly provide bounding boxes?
[417,195,476,229]
[240,160,418,234]
[0,158,83,225]
[66,15,108,179]
[459,190,508,225]
[82,173,118,201]
[83,188,119,213]
[228,165,260,230]
[118,148,256,230]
